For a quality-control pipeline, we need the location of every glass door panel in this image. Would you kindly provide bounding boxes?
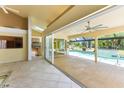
[45,34,54,64]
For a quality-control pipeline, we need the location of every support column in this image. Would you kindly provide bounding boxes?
[90,41,92,48]
[94,37,98,63]
[28,16,32,61]
[41,35,45,59]
[51,34,54,64]
[86,41,88,48]
[65,40,67,55]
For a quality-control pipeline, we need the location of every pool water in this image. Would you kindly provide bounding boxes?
[69,49,124,64]
[98,49,124,59]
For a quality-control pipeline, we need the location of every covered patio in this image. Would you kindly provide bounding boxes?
[53,6,124,88]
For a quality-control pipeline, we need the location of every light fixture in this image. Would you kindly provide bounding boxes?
[32,25,45,32]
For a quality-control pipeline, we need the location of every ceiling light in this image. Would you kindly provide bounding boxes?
[32,25,45,32]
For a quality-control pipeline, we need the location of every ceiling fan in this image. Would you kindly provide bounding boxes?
[84,21,108,32]
[0,5,19,14]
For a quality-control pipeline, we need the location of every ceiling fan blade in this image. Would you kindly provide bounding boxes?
[91,24,103,29]
[5,7,19,14]
[0,6,9,14]
[91,26,108,31]
[96,26,108,29]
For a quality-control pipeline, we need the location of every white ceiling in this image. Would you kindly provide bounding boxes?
[6,5,106,33]
[43,5,106,35]
[7,5,70,29]
[54,6,124,39]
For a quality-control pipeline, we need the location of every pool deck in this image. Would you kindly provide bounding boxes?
[54,55,124,88]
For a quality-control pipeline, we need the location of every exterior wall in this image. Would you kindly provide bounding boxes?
[0,29,27,63]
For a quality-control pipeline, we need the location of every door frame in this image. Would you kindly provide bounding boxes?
[44,33,54,64]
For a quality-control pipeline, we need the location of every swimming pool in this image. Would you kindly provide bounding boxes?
[69,49,124,66]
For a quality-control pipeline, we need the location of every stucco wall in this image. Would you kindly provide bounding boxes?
[0,27,28,63]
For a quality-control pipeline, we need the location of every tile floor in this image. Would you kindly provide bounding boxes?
[0,58,81,88]
[55,55,124,88]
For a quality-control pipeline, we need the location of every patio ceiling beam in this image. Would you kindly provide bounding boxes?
[68,25,124,39]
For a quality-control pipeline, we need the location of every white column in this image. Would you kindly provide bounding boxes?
[64,40,67,55]
[94,37,98,63]
[51,34,54,64]
[28,16,32,61]
[41,35,45,59]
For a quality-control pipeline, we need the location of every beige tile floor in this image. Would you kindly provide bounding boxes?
[55,55,124,88]
[0,58,81,88]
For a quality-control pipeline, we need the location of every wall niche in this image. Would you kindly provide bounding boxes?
[0,36,23,49]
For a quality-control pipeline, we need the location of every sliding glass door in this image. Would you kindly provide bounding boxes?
[45,34,54,64]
